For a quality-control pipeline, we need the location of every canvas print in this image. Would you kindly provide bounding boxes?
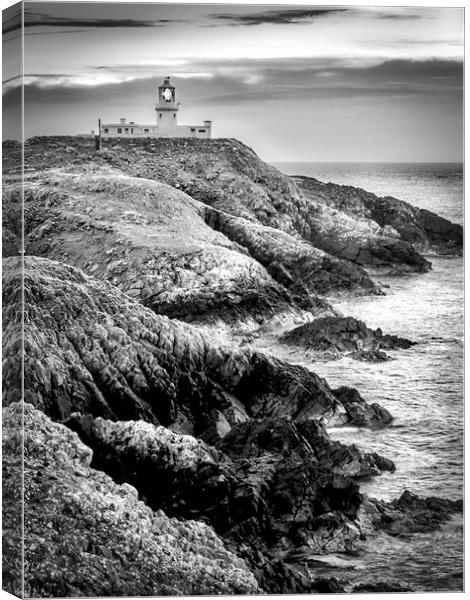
[2,2,464,596]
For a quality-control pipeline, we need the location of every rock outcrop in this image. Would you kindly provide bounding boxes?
[331,387,393,429]
[5,169,305,333]
[8,137,461,284]
[366,490,463,536]
[3,256,388,433]
[3,402,260,597]
[280,316,414,362]
[65,413,394,541]
[64,411,395,591]
[295,175,462,257]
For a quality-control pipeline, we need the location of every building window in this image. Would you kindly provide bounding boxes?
[104,128,109,133]
[125,128,129,133]
[131,128,134,134]
[117,128,122,133]
[137,129,142,134]
[144,128,149,133]
[173,114,176,118]
[190,128,196,132]
[159,113,162,119]
[199,129,205,133]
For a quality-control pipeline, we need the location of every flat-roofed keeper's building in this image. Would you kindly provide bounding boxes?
[100,76,212,139]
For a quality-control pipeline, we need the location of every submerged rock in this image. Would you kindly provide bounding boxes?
[3,402,260,597]
[280,316,414,362]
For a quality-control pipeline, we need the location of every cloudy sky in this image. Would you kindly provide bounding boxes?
[2,2,464,161]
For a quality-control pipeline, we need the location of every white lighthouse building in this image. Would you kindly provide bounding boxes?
[100,76,212,139]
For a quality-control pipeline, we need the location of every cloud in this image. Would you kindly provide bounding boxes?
[208,8,348,27]
[375,13,423,20]
[15,57,462,111]
[3,10,183,34]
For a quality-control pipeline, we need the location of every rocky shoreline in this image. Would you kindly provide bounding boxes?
[2,137,463,595]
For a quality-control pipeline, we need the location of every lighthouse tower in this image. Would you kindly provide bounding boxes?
[155,76,179,130]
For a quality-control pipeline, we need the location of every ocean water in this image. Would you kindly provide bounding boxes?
[270,162,464,591]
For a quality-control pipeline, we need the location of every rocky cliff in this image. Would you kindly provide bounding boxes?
[295,175,462,258]
[3,402,260,597]
[2,137,463,596]
[6,137,462,297]
[4,256,390,432]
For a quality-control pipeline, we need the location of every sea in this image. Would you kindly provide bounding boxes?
[271,162,464,592]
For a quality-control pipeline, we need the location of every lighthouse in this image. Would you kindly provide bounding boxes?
[100,76,212,139]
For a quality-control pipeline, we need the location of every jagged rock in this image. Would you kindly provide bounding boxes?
[357,490,462,539]
[3,256,389,435]
[280,316,414,362]
[3,402,260,597]
[332,387,393,428]
[295,175,462,257]
[65,414,395,571]
[373,490,463,536]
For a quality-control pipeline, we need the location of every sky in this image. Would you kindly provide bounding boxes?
[2,2,464,161]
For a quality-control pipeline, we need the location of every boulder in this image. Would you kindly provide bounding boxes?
[280,316,414,362]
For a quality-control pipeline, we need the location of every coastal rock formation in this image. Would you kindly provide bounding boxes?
[352,582,415,593]
[295,175,462,257]
[2,137,462,595]
[3,164,386,338]
[204,208,379,297]
[357,491,463,539]
[8,170,303,332]
[331,387,393,429]
[64,412,395,591]
[9,137,461,281]
[371,490,463,536]
[3,255,388,433]
[65,413,394,538]
[3,402,260,597]
[2,228,20,257]
[280,316,414,362]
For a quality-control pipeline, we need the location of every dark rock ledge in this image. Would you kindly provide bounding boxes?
[280,316,415,362]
